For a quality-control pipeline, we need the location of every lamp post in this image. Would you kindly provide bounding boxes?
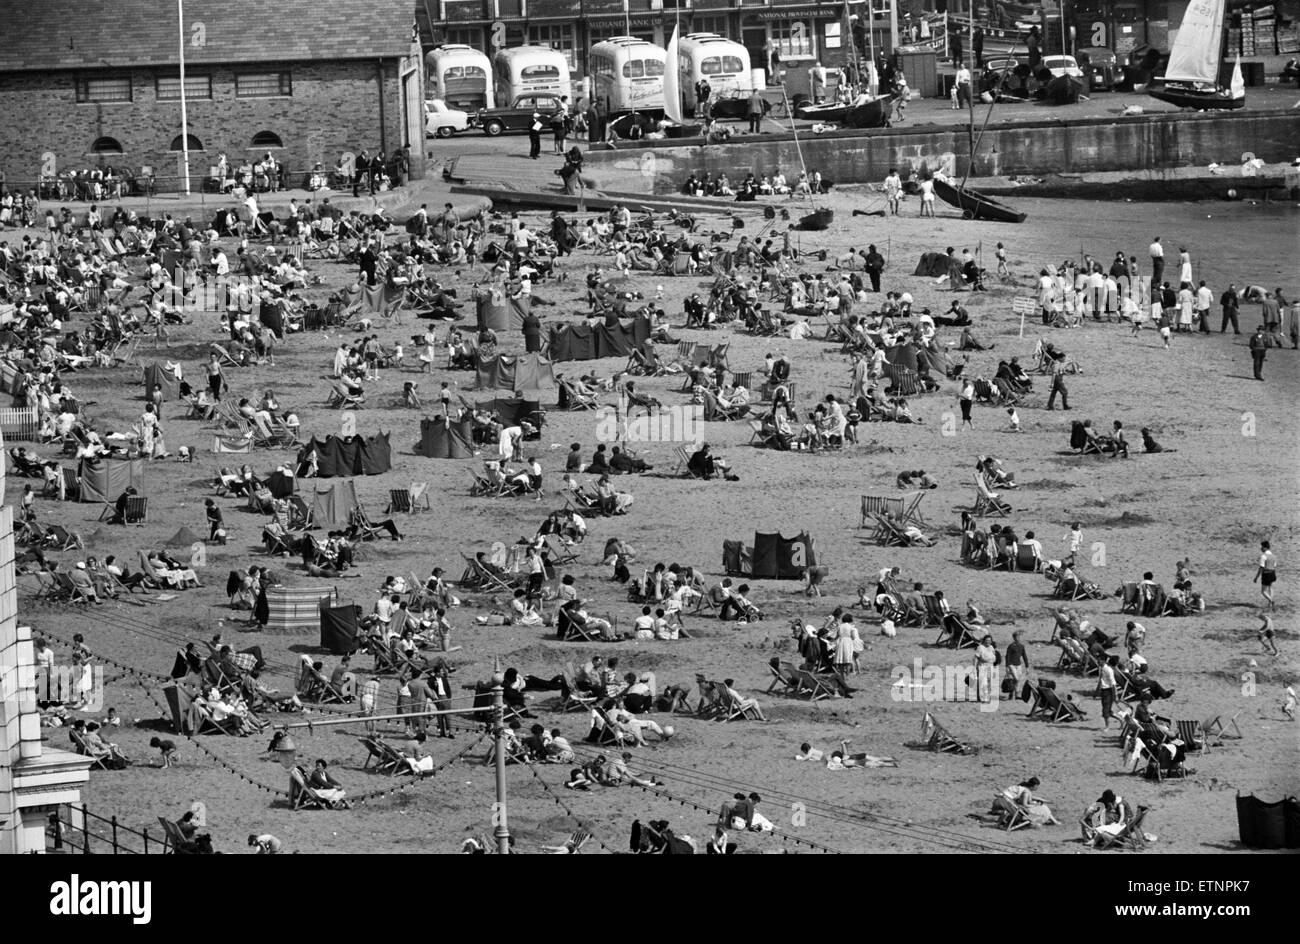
[491,657,510,855]
[177,0,192,195]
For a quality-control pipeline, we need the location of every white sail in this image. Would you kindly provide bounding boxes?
[1230,56,1245,98]
[663,25,684,124]
[1164,0,1225,85]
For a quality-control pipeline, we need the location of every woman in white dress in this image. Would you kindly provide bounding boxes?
[833,613,861,675]
[998,777,1061,826]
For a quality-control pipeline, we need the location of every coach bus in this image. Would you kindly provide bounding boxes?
[677,32,752,116]
[589,36,667,117]
[427,44,494,111]
[492,45,572,108]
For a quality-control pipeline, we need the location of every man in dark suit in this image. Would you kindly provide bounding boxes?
[358,240,377,286]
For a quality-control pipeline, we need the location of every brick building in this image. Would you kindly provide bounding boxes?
[0,0,426,193]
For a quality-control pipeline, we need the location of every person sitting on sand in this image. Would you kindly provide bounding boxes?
[306,759,350,806]
[995,776,1061,826]
[1080,789,1128,844]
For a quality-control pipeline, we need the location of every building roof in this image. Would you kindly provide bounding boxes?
[0,0,416,73]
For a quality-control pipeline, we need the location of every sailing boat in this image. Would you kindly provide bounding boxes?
[930,30,1027,224]
[1148,0,1245,110]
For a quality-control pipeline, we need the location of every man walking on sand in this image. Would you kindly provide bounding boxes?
[1249,325,1267,380]
[1254,540,1277,610]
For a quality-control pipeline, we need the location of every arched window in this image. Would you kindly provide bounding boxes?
[251,131,283,148]
[90,136,124,155]
[169,133,203,152]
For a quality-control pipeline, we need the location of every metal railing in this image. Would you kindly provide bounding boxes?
[47,803,167,854]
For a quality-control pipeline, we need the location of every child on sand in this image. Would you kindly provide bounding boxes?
[149,736,178,768]
[1006,407,1021,432]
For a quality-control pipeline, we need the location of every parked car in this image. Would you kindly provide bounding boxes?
[1076,47,1119,91]
[980,56,1030,96]
[475,94,563,136]
[1039,55,1086,81]
[425,99,471,138]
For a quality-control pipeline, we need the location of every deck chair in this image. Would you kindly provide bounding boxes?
[386,483,430,515]
[747,418,777,448]
[700,389,746,422]
[1013,544,1042,572]
[1117,582,1141,613]
[694,676,728,719]
[672,444,702,478]
[157,817,195,852]
[1175,719,1207,754]
[1091,806,1149,851]
[541,532,578,565]
[69,728,111,770]
[706,342,731,371]
[718,687,765,722]
[972,478,1010,517]
[288,766,341,810]
[541,830,591,854]
[671,341,697,370]
[589,705,633,746]
[358,736,404,775]
[556,376,599,410]
[766,661,803,695]
[921,711,972,754]
[1039,684,1087,722]
[459,553,514,594]
[558,663,598,712]
[1024,679,1052,719]
[793,669,836,701]
[556,606,598,642]
[993,796,1033,831]
[43,525,83,551]
[920,593,947,628]
[1202,713,1242,743]
[327,382,364,409]
[940,613,981,650]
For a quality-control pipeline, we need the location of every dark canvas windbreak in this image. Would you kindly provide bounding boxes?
[301,432,392,477]
[415,415,476,459]
[267,469,296,498]
[1236,794,1300,849]
[475,287,530,332]
[142,362,180,401]
[750,531,817,579]
[475,397,544,431]
[310,480,360,529]
[913,252,949,277]
[259,301,285,338]
[884,343,918,373]
[77,457,146,503]
[547,314,652,362]
[474,352,552,391]
[320,604,362,654]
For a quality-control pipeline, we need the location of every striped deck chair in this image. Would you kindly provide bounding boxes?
[1175,719,1208,753]
[706,342,731,371]
[672,341,698,370]
[386,483,430,514]
[728,371,752,393]
[859,495,905,529]
[885,362,921,396]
